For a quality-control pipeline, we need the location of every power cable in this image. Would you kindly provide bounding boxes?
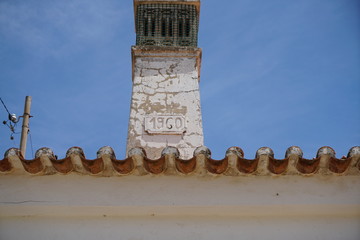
[29,130,34,158]
[0,97,11,116]
[28,122,34,158]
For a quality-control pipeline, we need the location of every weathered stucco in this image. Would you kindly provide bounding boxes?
[127,46,203,159]
[1,174,359,240]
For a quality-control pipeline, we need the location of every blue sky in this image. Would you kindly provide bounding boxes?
[0,0,359,159]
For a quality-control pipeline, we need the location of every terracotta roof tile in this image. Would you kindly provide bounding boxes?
[51,156,73,174]
[1,146,359,176]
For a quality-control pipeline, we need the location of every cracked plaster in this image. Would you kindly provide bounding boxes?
[127,48,203,159]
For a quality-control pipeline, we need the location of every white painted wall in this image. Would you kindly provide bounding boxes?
[1,174,359,240]
[1,215,359,240]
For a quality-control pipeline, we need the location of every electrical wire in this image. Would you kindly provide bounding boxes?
[28,122,34,158]
[29,130,34,158]
[1,97,16,141]
[0,97,11,116]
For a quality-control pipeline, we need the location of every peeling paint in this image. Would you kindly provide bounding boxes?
[127,47,203,159]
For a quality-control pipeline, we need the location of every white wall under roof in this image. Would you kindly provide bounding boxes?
[0,174,359,240]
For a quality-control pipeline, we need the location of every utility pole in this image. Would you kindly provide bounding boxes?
[20,96,32,158]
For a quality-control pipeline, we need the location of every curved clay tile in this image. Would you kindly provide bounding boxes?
[2,145,360,176]
[128,147,147,158]
[175,157,196,174]
[21,158,44,174]
[51,157,73,174]
[4,148,21,157]
[128,147,166,174]
[296,158,320,174]
[347,146,360,158]
[316,146,336,158]
[112,157,134,174]
[97,146,134,174]
[143,156,166,174]
[176,146,210,174]
[35,147,56,159]
[194,146,228,174]
[161,146,180,158]
[238,147,273,174]
[329,157,351,174]
[68,146,111,174]
[97,146,116,159]
[237,158,259,174]
[347,146,360,171]
[0,148,17,172]
[0,157,12,172]
[285,146,303,159]
[81,158,104,174]
[226,147,244,158]
[255,147,274,159]
[206,158,228,174]
[21,147,58,174]
[268,157,289,174]
[267,146,304,174]
[296,147,336,174]
[67,147,86,159]
[194,146,211,159]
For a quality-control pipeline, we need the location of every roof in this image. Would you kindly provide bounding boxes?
[1,146,359,176]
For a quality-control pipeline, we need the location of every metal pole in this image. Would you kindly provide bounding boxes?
[20,96,32,158]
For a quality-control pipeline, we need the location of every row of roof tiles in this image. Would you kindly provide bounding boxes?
[1,146,359,176]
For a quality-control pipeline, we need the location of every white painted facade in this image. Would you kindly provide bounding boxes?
[1,174,359,240]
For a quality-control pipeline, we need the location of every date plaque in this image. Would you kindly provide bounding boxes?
[145,115,186,135]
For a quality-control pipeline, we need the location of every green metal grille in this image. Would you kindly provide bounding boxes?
[136,4,198,47]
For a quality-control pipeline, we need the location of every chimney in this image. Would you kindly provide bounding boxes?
[127,0,203,159]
